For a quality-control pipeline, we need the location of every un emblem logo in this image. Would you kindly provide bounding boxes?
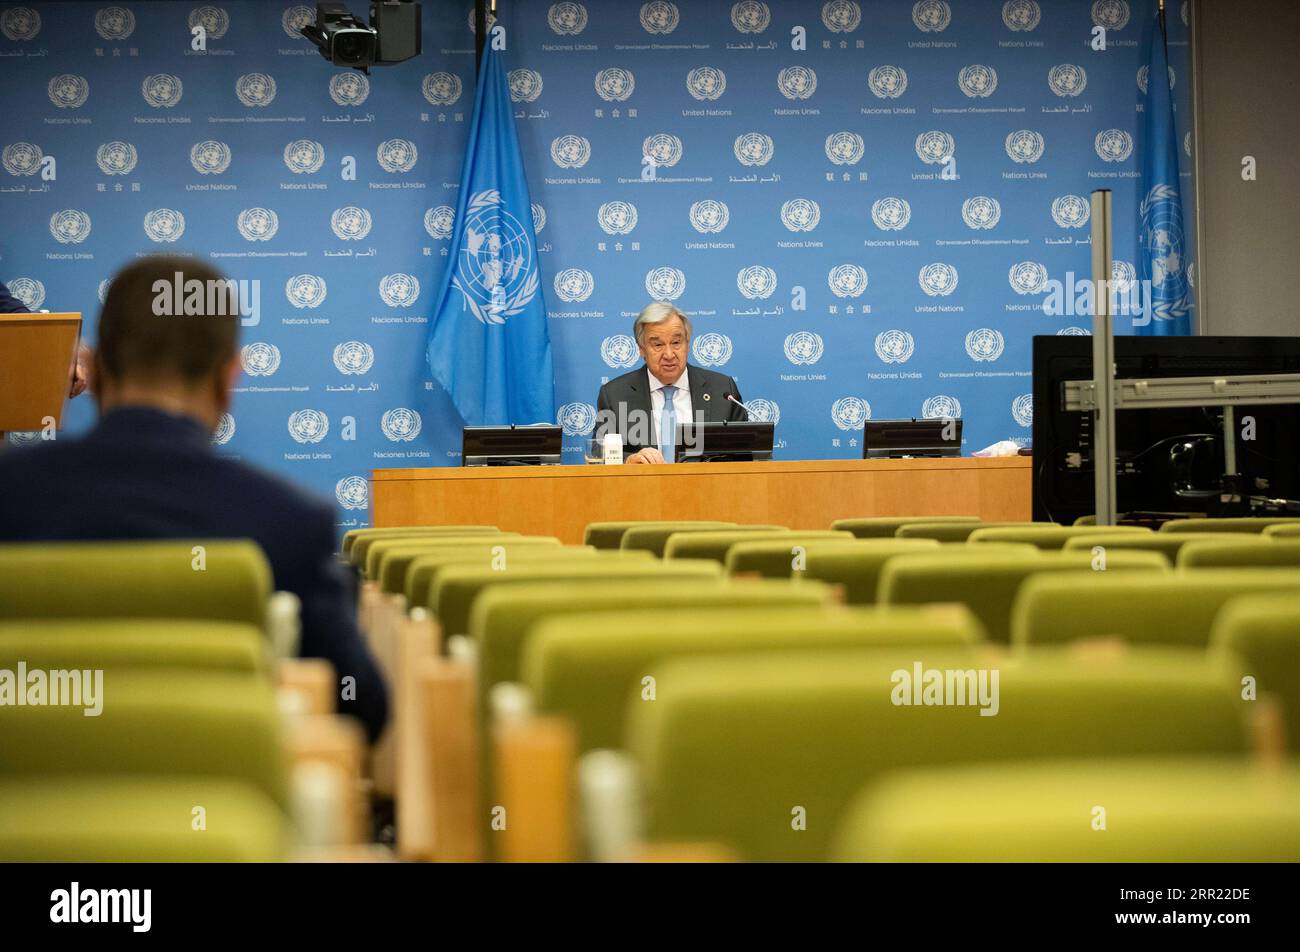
[784,331,823,366]
[780,199,820,233]
[98,279,111,304]
[236,72,277,107]
[423,72,463,107]
[915,131,955,165]
[379,408,421,447]
[732,1,770,33]
[509,69,544,103]
[95,6,136,40]
[1058,326,1091,336]
[601,335,639,369]
[333,341,375,375]
[282,5,313,37]
[330,71,369,106]
[2,142,41,176]
[746,398,780,425]
[686,66,726,101]
[965,328,1005,362]
[1048,64,1087,98]
[558,402,597,437]
[1091,0,1130,29]
[532,203,546,234]
[286,274,327,309]
[875,330,915,364]
[1051,195,1090,229]
[1002,0,1041,30]
[645,267,686,302]
[822,0,861,32]
[1095,129,1133,162]
[331,206,372,241]
[828,264,868,299]
[825,132,864,166]
[212,413,236,446]
[48,74,90,109]
[1111,259,1137,292]
[50,210,92,244]
[958,65,998,98]
[643,133,683,168]
[961,197,1001,230]
[912,0,951,31]
[871,198,911,231]
[240,342,281,377]
[1005,130,1045,164]
[144,209,185,243]
[379,273,421,308]
[1141,184,1190,322]
[693,333,734,367]
[7,278,44,309]
[736,266,777,300]
[548,2,588,35]
[191,140,231,174]
[238,207,278,241]
[777,66,817,100]
[597,201,638,235]
[594,67,635,102]
[550,134,591,169]
[689,200,729,234]
[832,397,870,431]
[189,6,230,39]
[283,139,324,174]
[919,263,958,297]
[1,6,40,40]
[868,65,908,99]
[425,205,455,240]
[923,396,962,421]
[640,1,679,34]
[288,409,330,445]
[377,138,418,173]
[335,476,368,511]
[96,141,137,176]
[1008,261,1049,295]
[142,73,183,108]
[452,190,541,325]
[1011,394,1034,428]
[1138,65,1176,95]
[467,7,496,32]
[733,132,773,167]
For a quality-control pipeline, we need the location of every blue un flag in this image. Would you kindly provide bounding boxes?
[426,39,555,425]
[1135,5,1192,335]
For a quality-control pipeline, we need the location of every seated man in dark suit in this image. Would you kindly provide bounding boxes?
[594,301,747,464]
[0,278,31,314]
[0,257,388,742]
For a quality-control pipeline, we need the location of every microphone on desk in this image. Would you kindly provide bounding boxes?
[724,392,749,419]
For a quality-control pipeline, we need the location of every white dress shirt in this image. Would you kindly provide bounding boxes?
[648,367,693,451]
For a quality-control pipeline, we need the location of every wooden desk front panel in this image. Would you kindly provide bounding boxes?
[371,457,1031,545]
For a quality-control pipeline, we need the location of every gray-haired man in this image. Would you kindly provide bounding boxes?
[593,301,746,464]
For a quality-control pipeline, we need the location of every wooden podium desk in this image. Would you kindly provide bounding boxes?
[371,456,1031,545]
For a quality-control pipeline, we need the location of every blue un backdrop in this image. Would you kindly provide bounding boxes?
[0,0,1194,533]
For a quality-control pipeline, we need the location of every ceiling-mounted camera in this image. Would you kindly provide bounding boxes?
[301,1,421,72]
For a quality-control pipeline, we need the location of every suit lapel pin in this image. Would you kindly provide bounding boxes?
[702,393,710,402]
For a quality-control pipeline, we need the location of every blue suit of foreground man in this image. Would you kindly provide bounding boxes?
[0,257,388,742]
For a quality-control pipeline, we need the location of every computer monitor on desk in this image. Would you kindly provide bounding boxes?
[864,418,963,459]
[673,421,774,463]
[461,425,563,466]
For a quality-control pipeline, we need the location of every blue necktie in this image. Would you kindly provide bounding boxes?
[659,384,677,463]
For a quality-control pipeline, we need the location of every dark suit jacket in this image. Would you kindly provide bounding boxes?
[0,280,31,313]
[0,406,389,741]
[594,363,746,459]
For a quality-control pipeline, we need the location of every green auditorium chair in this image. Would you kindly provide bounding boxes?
[620,523,786,558]
[1011,568,1300,648]
[664,529,855,564]
[831,759,1300,862]
[371,537,565,591]
[1177,538,1300,569]
[967,524,1151,550]
[0,777,288,861]
[830,516,981,539]
[0,619,269,674]
[351,529,517,572]
[877,549,1168,642]
[583,520,734,550]
[429,559,723,637]
[1159,516,1300,534]
[625,648,1249,862]
[895,521,1043,543]
[1263,524,1300,540]
[363,533,533,582]
[725,538,872,578]
[1210,592,1300,753]
[525,604,984,757]
[0,540,271,630]
[342,524,501,558]
[1061,531,1227,563]
[800,541,1038,605]
[0,669,289,811]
